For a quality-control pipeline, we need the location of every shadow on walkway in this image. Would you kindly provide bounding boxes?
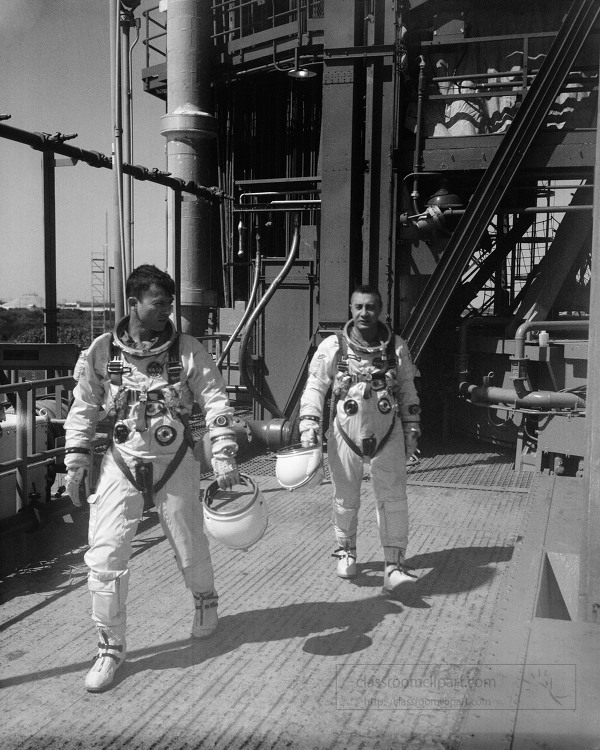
[1,594,407,690]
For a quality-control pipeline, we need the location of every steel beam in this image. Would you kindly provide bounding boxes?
[318,0,363,326]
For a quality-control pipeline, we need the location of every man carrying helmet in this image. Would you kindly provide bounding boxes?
[64,264,239,692]
[298,285,421,592]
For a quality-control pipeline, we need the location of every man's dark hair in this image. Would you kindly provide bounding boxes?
[126,264,175,299]
[351,285,382,306]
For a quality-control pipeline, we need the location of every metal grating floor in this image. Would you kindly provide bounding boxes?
[237,439,533,491]
[406,444,533,490]
[208,411,532,492]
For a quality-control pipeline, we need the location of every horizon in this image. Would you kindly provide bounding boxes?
[0,295,115,307]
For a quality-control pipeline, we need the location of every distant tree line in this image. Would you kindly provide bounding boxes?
[0,308,108,349]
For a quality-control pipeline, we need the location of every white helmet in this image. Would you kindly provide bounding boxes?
[202,474,268,552]
[275,443,324,491]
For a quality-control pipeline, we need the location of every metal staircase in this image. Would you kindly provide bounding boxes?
[402,0,600,364]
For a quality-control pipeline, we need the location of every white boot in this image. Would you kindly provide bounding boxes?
[192,592,219,639]
[383,550,418,593]
[332,543,357,579]
[85,627,126,693]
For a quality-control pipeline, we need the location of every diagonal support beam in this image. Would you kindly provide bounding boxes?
[447,215,536,322]
[402,0,600,364]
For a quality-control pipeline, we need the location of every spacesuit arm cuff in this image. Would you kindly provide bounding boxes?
[399,403,421,421]
[64,447,92,471]
[209,417,238,458]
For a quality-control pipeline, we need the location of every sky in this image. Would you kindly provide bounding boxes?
[0,0,168,304]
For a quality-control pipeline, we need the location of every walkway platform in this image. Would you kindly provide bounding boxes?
[1,440,598,749]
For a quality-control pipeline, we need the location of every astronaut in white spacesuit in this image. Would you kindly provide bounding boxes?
[299,286,421,592]
[64,264,239,693]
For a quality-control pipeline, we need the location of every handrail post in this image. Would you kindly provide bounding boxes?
[42,149,58,348]
[15,385,29,513]
[28,388,36,455]
[56,384,64,422]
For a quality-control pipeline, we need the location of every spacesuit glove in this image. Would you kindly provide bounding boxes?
[299,417,321,448]
[65,466,88,508]
[403,424,421,461]
[211,455,241,491]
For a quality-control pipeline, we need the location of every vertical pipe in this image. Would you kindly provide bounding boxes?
[362,6,375,286]
[410,56,426,215]
[42,149,58,346]
[110,0,126,319]
[122,14,133,277]
[373,0,397,321]
[168,188,183,331]
[581,45,600,622]
[386,1,404,324]
[161,0,218,336]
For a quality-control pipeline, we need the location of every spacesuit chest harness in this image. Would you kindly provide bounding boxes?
[331,329,398,459]
[107,334,194,504]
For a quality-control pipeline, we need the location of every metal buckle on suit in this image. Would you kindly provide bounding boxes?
[145,401,166,417]
[370,370,386,391]
[113,422,130,443]
[362,436,377,458]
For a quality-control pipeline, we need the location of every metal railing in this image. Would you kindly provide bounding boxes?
[197,334,249,399]
[0,376,75,516]
[421,30,598,134]
[212,0,323,44]
[143,1,325,70]
[0,341,247,527]
[142,3,166,70]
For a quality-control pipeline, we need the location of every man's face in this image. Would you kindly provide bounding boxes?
[350,292,381,336]
[130,284,173,332]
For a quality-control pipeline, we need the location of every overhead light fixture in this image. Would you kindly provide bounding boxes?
[288,46,317,80]
[288,67,316,79]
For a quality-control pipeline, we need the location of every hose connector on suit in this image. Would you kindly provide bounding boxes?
[209,414,239,479]
[401,403,422,438]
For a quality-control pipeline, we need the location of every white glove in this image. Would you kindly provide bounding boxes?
[211,451,241,491]
[65,466,88,507]
[403,424,421,461]
[299,417,321,447]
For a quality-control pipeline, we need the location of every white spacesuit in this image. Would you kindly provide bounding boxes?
[299,318,420,589]
[64,316,237,691]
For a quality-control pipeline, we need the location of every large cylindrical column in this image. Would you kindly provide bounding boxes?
[161,0,218,335]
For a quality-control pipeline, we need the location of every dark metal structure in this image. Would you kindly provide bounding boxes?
[140,1,597,428]
[138,0,599,617]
